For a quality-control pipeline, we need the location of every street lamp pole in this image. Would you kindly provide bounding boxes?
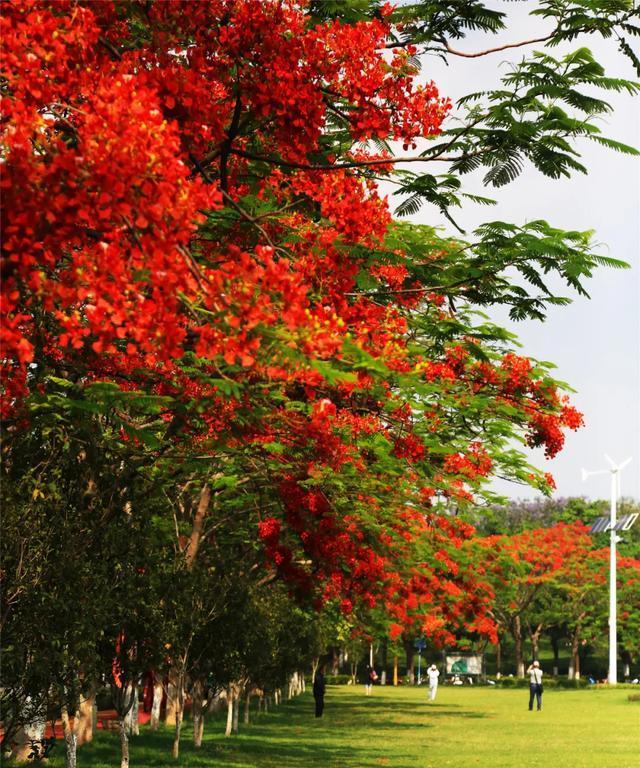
[582,455,632,686]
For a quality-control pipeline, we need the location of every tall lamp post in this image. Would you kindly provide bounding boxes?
[581,455,632,685]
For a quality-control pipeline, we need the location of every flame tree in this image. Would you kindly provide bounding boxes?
[1,0,638,763]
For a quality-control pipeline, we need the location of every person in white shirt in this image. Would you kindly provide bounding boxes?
[427,664,440,701]
[527,660,543,711]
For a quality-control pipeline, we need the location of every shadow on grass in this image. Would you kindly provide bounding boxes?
[43,692,488,768]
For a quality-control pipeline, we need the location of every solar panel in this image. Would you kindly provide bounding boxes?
[589,513,639,534]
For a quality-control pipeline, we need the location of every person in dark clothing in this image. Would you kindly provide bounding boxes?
[313,667,326,717]
[527,660,543,711]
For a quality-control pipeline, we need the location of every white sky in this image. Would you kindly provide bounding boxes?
[402,2,640,500]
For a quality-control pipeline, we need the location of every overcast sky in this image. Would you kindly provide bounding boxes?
[401,3,639,501]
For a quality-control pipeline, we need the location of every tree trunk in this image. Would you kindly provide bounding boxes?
[165,667,180,726]
[225,688,234,737]
[530,624,542,661]
[60,703,78,768]
[393,655,398,686]
[150,679,163,731]
[207,689,223,715]
[124,684,139,735]
[185,484,211,568]
[513,616,525,678]
[495,635,502,678]
[192,677,205,748]
[10,700,46,762]
[77,689,95,745]
[551,634,560,676]
[119,719,130,768]
[232,691,239,734]
[403,638,415,684]
[171,672,185,759]
[381,639,388,685]
[622,650,632,680]
[244,692,251,725]
[569,634,581,680]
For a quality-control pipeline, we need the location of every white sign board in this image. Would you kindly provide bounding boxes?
[445,655,483,675]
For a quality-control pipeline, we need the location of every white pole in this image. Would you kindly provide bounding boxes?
[608,470,618,686]
[582,456,631,686]
[369,642,373,668]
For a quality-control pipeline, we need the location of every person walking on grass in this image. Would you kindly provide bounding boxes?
[313,666,326,718]
[527,660,543,711]
[427,664,440,701]
[364,664,378,696]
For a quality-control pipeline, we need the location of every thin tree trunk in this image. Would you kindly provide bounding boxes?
[225,689,234,737]
[208,689,223,714]
[77,688,95,745]
[192,678,205,748]
[393,655,398,686]
[171,672,185,759]
[244,692,251,725]
[124,684,138,736]
[119,719,130,768]
[404,638,415,684]
[495,636,502,678]
[60,703,78,768]
[185,484,211,568]
[551,634,560,676]
[530,625,542,661]
[513,616,525,678]
[150,679,163,731]
[165,667,180,726]
[381,638,388,685]
[622,650,631,680]
[232,691,239,733]
[570,634,581,680]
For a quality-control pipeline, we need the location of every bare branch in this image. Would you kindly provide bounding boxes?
[445,33,555,59]
[229,148,462,171]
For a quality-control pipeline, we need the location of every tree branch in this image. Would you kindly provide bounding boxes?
[444,33,555,59]
[229,148,463,172]
[220,91,243,193]
[98,35,123,61]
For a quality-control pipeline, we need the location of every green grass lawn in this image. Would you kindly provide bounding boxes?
[48,686,639,768]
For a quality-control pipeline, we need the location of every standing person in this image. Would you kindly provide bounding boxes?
[427,664,440,701]
[527,660,543,711]
[313,666,326,718]
[364,665,377,696]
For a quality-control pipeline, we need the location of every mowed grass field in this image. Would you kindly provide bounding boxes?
[47,686,639,768]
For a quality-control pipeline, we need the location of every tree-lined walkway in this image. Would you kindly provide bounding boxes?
[43,687,639,768]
